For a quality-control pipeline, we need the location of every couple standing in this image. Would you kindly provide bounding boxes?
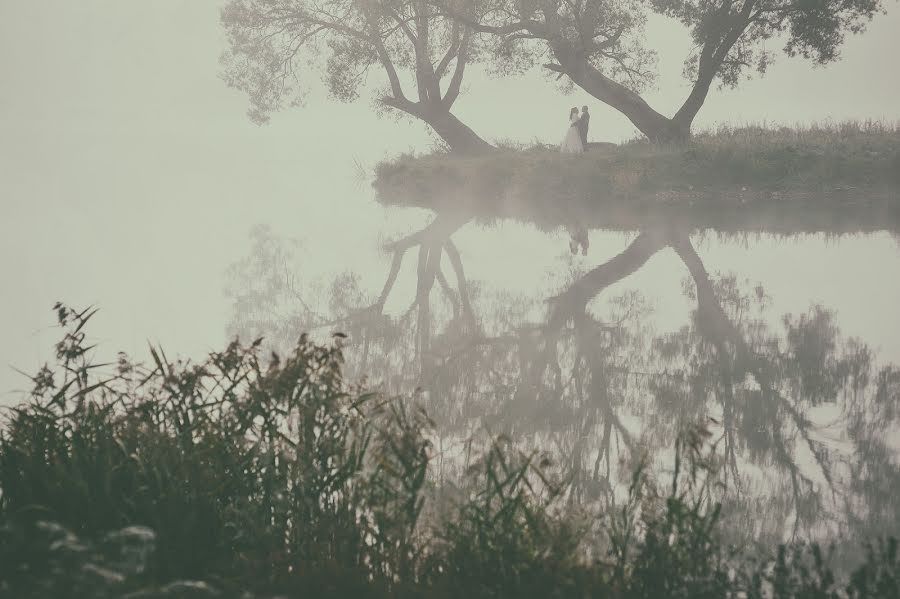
[560,105,591,254]
[560,106,590,154]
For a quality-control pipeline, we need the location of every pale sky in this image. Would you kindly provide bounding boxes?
[1,1,899,400]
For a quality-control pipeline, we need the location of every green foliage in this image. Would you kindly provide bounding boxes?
[219,0,491,153]
[610,425,731,599]
[424,439,594,599]
[2,304,899,598]
[463,0,657,89]
[0,304,428,596]
[650,0,884,86]
[451,0,887,140]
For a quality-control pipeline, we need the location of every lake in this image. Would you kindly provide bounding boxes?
[221,196,900,546]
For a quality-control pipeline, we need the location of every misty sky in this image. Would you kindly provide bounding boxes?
[1,1,899,400]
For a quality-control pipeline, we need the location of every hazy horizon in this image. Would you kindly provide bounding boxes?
[2,0,900,400]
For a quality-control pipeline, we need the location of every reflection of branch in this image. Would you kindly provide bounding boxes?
[435,266,460,319]
[669,235,737,354]
[503,229,671,487]
[576,315,635,488]
[373,246,405,312]
[386,213,469,252]
[444,239,477,330]
[547,230,671,332]
[671,233,834,534]
[415,238,443,367]
[314,213,471,384]
[365,213,471,318]
[374,214,471,377]
[529,229,671,390]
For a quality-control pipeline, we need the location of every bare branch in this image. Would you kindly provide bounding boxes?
[442,27,471,108]
[435,266,461,319]
[444,238,477,329]
[435,21,461,79]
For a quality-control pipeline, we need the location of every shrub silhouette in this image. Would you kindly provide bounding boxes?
[1,304,897,598]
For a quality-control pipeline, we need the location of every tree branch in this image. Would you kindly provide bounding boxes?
[385,7,419,45]
[442,27,470,108]
[673,0,758,126]
[444,238,477,329]
[435,21,461,79]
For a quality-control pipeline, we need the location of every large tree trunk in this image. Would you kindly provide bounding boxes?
[383,97,494,154]
[672,71,715,135]
[421,107,495,154]
[547,6,752,144]
[548,48,691,143]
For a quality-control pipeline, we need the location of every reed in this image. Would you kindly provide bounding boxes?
[1,305,897,598]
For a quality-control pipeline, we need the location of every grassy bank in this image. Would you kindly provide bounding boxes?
[374,123,900,235]
[2,305,899,598]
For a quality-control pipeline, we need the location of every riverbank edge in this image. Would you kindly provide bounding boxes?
[373,126,900,235]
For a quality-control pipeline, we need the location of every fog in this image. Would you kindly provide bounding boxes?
[3,2,900,593]
[1,1,898,401]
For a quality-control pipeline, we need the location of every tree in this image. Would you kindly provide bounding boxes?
[220,0,495,153]
[449,0,885,141]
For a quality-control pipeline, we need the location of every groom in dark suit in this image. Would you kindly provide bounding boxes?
[577,106,590,149]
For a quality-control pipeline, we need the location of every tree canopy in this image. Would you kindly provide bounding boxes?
[449,0,886,140]
[220,0,494,152]
[220,0,887,148]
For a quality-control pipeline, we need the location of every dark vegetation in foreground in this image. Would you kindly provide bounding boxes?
[374,124,900,235]
[1,305,898,599]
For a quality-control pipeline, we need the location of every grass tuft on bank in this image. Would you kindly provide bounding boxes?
[374,122,900,234]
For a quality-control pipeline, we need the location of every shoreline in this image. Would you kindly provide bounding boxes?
[373,126,900,235]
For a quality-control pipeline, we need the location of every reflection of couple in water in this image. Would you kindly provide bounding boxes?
[558,106,591,254]
[560,106,590,154]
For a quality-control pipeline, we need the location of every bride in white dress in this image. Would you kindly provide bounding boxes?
[560,107,584,154]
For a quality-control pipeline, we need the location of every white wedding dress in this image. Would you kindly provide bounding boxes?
[560,115,585,154]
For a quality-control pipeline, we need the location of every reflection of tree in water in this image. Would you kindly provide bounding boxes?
[226,222,900,547]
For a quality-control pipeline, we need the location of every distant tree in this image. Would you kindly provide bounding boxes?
[220,0,494,153]
[447,0,886,141]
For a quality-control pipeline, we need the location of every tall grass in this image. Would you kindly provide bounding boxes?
[373,122,900,235]
[1,305,898,598]
[0,304,428,596]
